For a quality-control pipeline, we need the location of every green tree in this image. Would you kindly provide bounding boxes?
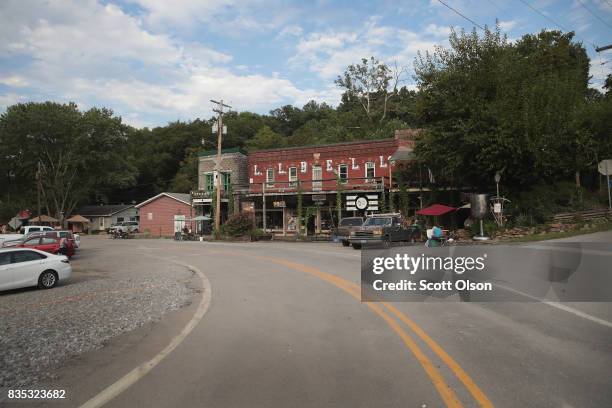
[413,26,593,193]
[0,102,135,220]
[245,125,286,151]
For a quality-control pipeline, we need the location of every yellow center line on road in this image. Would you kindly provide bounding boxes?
[360,287,494,408]
[216,249,494,408]
[228,252,461,408]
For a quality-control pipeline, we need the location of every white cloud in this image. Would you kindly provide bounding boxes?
[0,75,29,87]
[278,25,303,38]
[498,20,517,31]
[0,0,335,126]
[0,92,25,108]
[424,24,453,38]
[289,17,446,81]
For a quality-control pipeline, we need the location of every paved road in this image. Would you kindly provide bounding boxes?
[11,234,612,408]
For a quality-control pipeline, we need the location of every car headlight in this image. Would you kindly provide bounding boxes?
[350,231,356,236]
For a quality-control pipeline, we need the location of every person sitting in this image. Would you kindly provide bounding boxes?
[425,226,444,247]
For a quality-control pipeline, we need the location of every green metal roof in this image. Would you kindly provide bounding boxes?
[198,147,247,157]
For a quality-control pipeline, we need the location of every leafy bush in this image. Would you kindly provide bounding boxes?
[250,228,265,237]
[510,182,589,225]
[221,213,255,237]
[470,219,499,237]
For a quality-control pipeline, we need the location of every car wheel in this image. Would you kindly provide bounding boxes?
[352,243,362,250]
[341,240,350,247]
[38,270,58,289]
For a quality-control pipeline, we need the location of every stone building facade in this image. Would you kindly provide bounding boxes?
[194,148,248,221]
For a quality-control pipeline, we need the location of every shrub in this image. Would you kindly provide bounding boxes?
[250,228,265,237]
[222,213,255,237]
[510,182,589,224]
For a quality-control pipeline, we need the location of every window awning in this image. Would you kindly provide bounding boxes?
[416,204,457,216]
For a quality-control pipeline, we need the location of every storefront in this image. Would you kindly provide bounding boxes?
[196,129,421,235]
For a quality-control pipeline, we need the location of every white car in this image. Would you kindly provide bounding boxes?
[0,248,72,291]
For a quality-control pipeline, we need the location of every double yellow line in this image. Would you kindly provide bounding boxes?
[249,254,494,408]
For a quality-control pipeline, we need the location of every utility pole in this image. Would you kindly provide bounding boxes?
[211,99,231,238]
[36,161,42,220]
[262,182,267,231]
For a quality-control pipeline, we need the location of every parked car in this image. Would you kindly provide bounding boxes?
[0,248,71,291]
[40,230,80,249]
[19,225,55,235]
[334,217,364,246]
[348,213,421,249]
[112,221,139,234]
[0,225,54,245]
[13,234,75,258]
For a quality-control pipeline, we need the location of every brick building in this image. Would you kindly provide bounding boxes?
[193,148,248,223]
[194,129,420,235]
[135,192,192,237]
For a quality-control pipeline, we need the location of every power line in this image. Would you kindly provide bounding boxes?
[576,0,612,32]
[436,0,485,30]
[518,0,598,49]
[518,0,573,34]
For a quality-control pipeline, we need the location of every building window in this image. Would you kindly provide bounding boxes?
[266,168,274,187]
[130,217,137,221]
[204,173,214,191]
[365,162,375,181]
[147,212,153,220]
[222,173,231,191]
[338,164,348,183]
[289,167,297,187]
[117,217,124,223]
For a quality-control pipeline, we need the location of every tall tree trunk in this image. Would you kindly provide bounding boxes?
[575,170,581,188]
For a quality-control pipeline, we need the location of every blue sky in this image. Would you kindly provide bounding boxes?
[1,0,611,128]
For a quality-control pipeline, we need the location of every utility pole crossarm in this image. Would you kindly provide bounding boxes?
[595,44,612,52]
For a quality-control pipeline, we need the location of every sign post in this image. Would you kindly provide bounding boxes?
[598,160,612,210]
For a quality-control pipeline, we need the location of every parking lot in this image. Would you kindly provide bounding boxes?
[0,236,199,395]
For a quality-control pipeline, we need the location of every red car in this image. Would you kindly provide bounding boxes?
[16,235,75,258]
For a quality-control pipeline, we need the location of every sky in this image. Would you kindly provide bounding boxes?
[0,0,611,128]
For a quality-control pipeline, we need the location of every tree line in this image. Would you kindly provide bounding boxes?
[1,26,611,223]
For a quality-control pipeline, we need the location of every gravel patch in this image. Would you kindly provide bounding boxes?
[0,243,198,393]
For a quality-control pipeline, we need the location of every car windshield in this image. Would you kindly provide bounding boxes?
[340,218,363,226]
[363,217,392,226]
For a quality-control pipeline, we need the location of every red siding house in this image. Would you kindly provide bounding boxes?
[136,192,192,237]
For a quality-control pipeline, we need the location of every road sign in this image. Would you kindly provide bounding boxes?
[600,160,612,210]
[598,160,612,176]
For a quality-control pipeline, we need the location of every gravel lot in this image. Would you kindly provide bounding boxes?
[0,237,198,393]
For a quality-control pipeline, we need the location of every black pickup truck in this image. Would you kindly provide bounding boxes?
[348,213,420,249]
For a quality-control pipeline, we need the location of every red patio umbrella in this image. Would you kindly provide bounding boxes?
[416,204,457,216]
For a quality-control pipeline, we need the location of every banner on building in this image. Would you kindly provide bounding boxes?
[346,194,379,211]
